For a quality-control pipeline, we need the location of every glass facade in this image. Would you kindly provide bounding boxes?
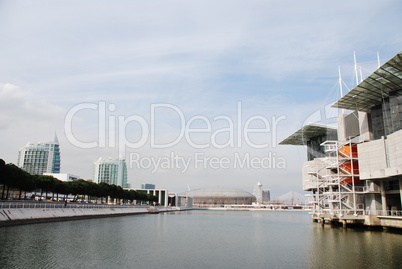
[369,89,402,139]
[93,158,127,188]
[306,132,337,161]
[18,141,61,175]
[141,183,155,189]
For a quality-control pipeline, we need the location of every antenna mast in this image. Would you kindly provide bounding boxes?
[338,66,343,97]
[353,51,359,86]
[338,66,345,114]
[377,52,381,68]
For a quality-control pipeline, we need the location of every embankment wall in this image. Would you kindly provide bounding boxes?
[0,207,161,226]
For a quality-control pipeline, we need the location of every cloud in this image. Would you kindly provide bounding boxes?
[0,83,64,162]
[0,0,401,195]
[0,83,62,130]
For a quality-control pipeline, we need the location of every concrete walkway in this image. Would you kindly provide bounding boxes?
[0,204,179,226]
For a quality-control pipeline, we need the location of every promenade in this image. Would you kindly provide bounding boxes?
[0,201,178,226]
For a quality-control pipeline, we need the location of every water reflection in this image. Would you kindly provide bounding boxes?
[307,223,402,268]
[0,211,401,268]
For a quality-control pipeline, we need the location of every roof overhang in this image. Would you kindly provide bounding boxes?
[279,123,337,146]
[332,51,402,112]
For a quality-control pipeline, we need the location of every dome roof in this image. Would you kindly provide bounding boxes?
[179,187,255,199]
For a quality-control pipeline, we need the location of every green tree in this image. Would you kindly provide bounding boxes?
[98,182,111,203]
[54,179,70,201]
[1,163,33,199]
[37,175,57,200]
[0,159,8,199]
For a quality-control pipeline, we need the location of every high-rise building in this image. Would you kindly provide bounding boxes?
[262,189,271,203]
[141,183,155,189]
[17,135,61,175]
[93,157,127,188]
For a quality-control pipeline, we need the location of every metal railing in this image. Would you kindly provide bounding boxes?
[311,209,402,217]
[0,202,150,210]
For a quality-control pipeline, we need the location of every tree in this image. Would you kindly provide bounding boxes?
[1,163,33,199]
[0,159,8,199]
[37,175,57,200]
[54,179,69,201]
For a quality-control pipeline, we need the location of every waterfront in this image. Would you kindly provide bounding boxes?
[0,210,401,268]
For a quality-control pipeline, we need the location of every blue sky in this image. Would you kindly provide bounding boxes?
[0,0,401,197]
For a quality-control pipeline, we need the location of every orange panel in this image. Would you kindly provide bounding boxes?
[338,145,358,158]
[339,161,359,174]
[340,177,363,184]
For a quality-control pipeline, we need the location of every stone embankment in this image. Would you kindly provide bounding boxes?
[0,202,178,227]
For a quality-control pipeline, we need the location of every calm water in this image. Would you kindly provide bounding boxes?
[1,210,401,269]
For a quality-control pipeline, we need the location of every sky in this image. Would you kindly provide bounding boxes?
[0,0,401,198]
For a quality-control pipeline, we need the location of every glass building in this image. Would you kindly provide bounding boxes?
[17,135,61,175]
[141,183,155,189]
[93,157,127,188]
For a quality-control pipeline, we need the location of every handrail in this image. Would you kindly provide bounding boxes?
[0,202,151,210]
[312,209,402,217]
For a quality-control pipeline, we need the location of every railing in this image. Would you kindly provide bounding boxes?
[320,141,338,152]
[363,185,381,193]
[0,202,150,210]
[367,210,402,217]
[312,209,402,217]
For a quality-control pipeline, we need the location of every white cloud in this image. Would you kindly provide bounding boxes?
[0,0,401,195]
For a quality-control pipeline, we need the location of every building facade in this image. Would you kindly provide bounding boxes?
[17,135,61,175]
[141,183,155,189]
[93,158,127,188]
[43,173,80,182]
[262,190,271,203]
[130,189,168,206]
[280,51,402,228]
[179,187,255,207]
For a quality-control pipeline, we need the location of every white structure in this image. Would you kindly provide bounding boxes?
[253,182,263,204]
[129,188,169,206]
[93,158,127,188]
[281,51,402,228]
[253,182,271,204]
[43,173,80,182]
[17,135,61,175]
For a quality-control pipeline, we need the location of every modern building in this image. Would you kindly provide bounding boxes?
[141,183,155,189]
[262,190,271,203]
[253,182,271,204]
[179,187,255,207]
[280,51,402,228]
[43,173,80,182]
[129,188,168,206]
[93,157,127,188]
[17,135,61,175]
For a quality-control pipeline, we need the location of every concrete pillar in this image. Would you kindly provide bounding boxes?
[342,220,347,228]
[380,181,387,215]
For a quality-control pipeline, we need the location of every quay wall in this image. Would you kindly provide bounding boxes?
[378,216,402,229]
[312,213,402,229]
[0,207,176,227]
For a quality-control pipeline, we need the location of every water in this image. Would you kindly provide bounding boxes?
[0,210,401,268]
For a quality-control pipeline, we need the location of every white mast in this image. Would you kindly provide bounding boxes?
[338,66,345,114]
[353,51,359,86]
[377,52,381,68]
[338,66,343,97]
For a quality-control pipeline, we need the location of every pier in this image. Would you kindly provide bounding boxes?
[311,210,402,229]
